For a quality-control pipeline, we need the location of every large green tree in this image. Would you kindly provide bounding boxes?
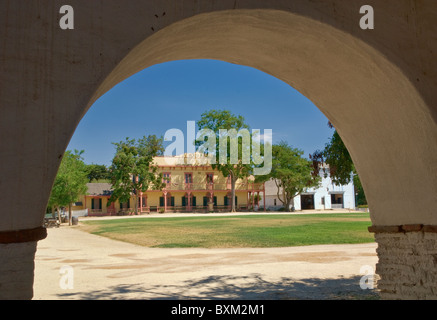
[138,134,165,156]
[257,142,321,212]
[48,150,89,225]
[108,135,165,215]
[86,164,110,182]
[197,109,257,212]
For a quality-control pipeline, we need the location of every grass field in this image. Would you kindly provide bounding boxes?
[79,213,374,248]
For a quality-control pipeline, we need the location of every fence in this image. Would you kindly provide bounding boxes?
[71,209,89,217]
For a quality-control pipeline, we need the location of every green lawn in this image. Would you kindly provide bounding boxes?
[79,213,374,248]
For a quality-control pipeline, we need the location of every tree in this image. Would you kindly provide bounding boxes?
[86,164,110,182]
[48,150,89,225]
[108,136,165,215]
[138,134,165,156]
[197,109,255,212]
[257,142,321,212]
[310,122,367,205]
[353,173,367,206]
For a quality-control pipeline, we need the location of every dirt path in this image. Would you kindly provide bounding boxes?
[33,225,379,300]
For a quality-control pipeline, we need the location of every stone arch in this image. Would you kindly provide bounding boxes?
[1,1,436,299]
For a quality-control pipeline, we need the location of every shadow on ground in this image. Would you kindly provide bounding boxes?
[57,274,379,300]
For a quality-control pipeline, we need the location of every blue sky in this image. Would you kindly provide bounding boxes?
[67,59,333,166]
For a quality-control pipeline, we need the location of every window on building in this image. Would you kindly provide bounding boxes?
[206,173,214,184]
[139,196,147,208]
[120,201,130,209]
[224,196,238,206]
[159,195,174,207]
[91,198,102,210]
[163,173,171,184]
[185,173,193,184]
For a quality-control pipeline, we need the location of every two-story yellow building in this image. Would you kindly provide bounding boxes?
[80,154,265,216]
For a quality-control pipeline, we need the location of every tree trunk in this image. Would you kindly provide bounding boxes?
[231,174,237,212]
[282,189,287,209]
[275,179,285,206]
[285,198,291,212]
[56,206,61,223]
[134,194,139,215]
[57,207,62,224]
[68,203,72,226]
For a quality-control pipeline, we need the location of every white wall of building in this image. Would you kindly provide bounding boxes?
[264,169,355,211]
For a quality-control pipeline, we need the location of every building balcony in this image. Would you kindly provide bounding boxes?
[162,182,264,192]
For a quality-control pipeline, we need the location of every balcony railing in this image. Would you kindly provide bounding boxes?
[162,182,264,192]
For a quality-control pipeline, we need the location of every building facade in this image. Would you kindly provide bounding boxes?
[79,154,265,216]
[264,167,356,211]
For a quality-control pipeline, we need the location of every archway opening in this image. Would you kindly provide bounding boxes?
[34,57,377,300]
[78,9,433,228]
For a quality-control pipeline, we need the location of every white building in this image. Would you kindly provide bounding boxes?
[264,167,356,211]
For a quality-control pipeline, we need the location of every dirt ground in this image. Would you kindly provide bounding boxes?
[33,214,379,300]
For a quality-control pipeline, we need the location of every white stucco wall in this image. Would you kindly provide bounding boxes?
[264,170,356,211]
